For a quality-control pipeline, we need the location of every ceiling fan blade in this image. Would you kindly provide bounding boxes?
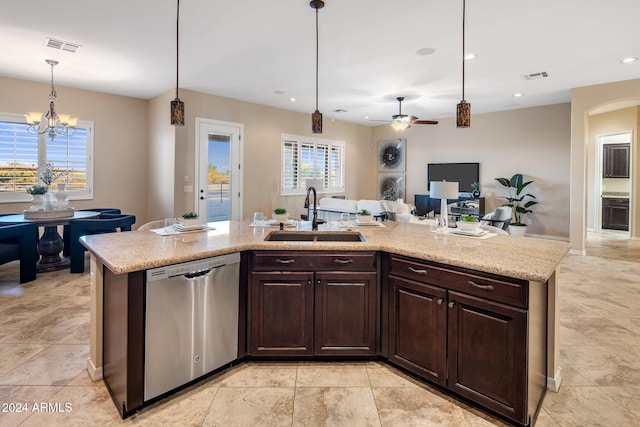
[411,119,439,125]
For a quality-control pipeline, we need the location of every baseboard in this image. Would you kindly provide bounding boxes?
[569,248,586,256]
[87,357,103,381]
[547,366,563,392]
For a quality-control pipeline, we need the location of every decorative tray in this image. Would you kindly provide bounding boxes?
[24,208,75,219]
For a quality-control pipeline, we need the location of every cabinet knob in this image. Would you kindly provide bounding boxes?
[308,280,312,285]
[448,301,455,308]
[437,298,444,305]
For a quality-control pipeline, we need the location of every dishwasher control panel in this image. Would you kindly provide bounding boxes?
[147,252,241,282]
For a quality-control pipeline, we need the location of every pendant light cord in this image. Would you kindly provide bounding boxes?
[176,0,180,100]
[461,0,466,101]
[315,6,319,111]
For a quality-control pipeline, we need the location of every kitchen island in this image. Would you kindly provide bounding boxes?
[82,220,569,425]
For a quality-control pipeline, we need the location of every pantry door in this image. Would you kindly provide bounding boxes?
[196,118,243,222]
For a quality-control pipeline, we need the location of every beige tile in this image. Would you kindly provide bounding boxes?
[366,363,418,388]
[296,364,370,388]
[0,344,89,386]
[0,343,48,378]
[599,385,640,414]
[543,385,640,426]
[560,345,640,386]
[292,387,381,427]
[202,387,294,426]
[0,385,63,427]
[218,363,297,388]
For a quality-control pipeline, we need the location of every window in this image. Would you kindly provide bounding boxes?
[0,113,93,202]
[281,133,345,195]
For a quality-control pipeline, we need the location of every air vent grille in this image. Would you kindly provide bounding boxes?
[524,71,549,80]
[45,37,81,53]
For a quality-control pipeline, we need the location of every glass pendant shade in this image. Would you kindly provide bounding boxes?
[312,109,323,134]
[170,98,185,126]
[456,100,470,128]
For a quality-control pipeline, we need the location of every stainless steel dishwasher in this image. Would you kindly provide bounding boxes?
[144,252,240,401]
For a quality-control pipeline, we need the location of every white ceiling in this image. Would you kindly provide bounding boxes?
[1,0,639,127]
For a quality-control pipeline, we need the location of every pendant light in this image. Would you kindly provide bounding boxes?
[310,0,324,134]
[170,0,185,126]
[456,0,471,128]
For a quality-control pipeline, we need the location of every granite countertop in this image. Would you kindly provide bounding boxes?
[81,220,570,282]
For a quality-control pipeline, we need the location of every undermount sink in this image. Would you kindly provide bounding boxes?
[264,230,365,242]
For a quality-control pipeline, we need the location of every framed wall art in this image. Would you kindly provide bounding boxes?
[378,173,405,201]
[378,139,406,172]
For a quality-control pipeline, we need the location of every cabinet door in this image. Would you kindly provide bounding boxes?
[388,276,447,385]
[250,271,314,356]
[315,271,377,355]
[602,199,630,231]
[603,144,630,178]
[447,291,527,425]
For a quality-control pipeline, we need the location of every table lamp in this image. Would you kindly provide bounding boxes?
[430,181,459,228]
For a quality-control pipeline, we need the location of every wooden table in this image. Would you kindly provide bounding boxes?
[0,211,101,272]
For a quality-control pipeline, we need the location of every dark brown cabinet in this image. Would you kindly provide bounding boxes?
[385,254,544,426]
[602,198,629,231]
[603,143,630,178]
[249,251,378,357]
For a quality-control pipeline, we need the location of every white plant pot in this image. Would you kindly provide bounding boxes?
[272,213,289,223]
[180,218,200,228]
[508,224,527,236]
[357,214,373,224]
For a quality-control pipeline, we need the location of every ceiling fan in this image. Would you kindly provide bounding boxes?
[373,97,438,131]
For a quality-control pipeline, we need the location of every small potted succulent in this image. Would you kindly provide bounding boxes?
[180,212,200,228]
[272,208,288,223]
[26,184,48,211]
[26,184,47,195]
[357,209,373,224]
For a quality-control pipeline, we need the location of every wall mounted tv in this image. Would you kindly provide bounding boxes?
[427,162,479,194]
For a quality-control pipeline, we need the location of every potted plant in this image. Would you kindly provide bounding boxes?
[495,174,538,236]
[26,184,47,211]
[272,208,288,223]
[456,214,480,232]
[357,209,373,224]
[26,184,47,195]
[180,212,200,228]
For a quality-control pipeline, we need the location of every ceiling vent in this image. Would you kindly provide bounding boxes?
[524,71,549,80]
[45,37,81,53]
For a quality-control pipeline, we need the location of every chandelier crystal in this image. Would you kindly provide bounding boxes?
[25,59,78,140]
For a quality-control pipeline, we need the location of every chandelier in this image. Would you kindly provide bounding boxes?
[25,59,78,140]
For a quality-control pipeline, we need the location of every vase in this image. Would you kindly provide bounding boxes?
[56,183,68,209]
[43,189,56,210]
[28,194,44,211]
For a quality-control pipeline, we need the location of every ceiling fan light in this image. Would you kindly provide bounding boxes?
[391,120,410,132]
[456,100,471,128]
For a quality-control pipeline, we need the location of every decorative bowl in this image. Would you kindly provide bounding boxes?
[456,220,480,232]
[272,213,289,223]
[356,214,373,224]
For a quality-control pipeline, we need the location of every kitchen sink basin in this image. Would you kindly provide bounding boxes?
[264,230,365,242]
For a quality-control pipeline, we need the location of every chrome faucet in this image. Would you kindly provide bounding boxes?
[305,186,325,231]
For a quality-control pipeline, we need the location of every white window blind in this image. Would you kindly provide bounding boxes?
[281,134,345,195]
[0,113,93,202]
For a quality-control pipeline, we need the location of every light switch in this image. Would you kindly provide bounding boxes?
[184,186,193,193]
[184,175,189,183]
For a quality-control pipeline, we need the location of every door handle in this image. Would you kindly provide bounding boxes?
[334,259,354,264]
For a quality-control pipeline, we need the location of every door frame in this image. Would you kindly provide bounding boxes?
[195,118,244,221]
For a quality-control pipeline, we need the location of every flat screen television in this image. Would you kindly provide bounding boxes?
[427,162,479,194]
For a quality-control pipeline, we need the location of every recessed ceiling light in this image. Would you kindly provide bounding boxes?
[289,97,296,102]
[416,47,435,56]
[464,53,477,61]
[364,116,369,120]
[620,57,638,64]
[273,90,285,95]
[513,92,523,97]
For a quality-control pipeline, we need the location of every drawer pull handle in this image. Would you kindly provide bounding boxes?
[468,280,494,291]
[334,259,354,264]
[408,267,428,275]
[437,298,444,305]
[275,259,295,264]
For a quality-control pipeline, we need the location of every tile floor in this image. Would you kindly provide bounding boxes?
[0,232,638,426]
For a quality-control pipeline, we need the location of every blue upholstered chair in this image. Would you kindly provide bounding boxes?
[68,213,135,273]
[63,208,121,257]
[0,223,39,283]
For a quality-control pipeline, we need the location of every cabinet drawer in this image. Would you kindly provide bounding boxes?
[252,251,377,272]
[389,256,527,308]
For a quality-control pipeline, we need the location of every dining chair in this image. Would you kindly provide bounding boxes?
[0,223,39,283]
[68,213,136,273]
[62,208,122,257]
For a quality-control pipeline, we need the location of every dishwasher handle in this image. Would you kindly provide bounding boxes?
[182,268,212,279]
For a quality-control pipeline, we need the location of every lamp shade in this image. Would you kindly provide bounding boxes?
[430,181,459,200]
